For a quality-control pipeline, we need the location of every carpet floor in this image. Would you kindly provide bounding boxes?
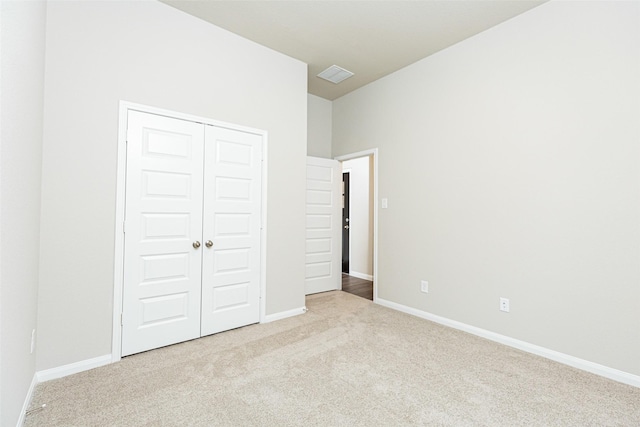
[25,291,640,426]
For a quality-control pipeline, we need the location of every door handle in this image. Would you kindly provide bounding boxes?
[205,240,213,248]
[344,225,349,229]
[193,241,201,249]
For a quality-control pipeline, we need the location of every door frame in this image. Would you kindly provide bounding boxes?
[334,149,378,302]
[112,101,269,362]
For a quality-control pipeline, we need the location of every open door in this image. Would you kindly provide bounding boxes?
[305,157,341,295]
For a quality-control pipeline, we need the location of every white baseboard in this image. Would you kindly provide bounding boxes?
[262,306,307,323]
[36,354,112,383]
[348,271,373,281]
[376,297,640,388]
[17,373,38,427]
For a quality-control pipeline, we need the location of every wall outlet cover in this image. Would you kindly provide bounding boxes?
[421,280,428,293]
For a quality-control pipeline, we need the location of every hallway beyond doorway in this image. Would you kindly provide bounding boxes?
[341,273,373,301]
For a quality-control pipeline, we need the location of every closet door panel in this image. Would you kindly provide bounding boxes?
[122,111,204,356]
[201,126,262,336]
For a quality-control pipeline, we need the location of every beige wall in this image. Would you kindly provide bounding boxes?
[0,1,46,425]
[333,1,640,376]
[37,0,307,371]
[307,94,332,158]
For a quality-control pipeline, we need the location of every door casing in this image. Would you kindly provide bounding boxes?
[112,101,269,362]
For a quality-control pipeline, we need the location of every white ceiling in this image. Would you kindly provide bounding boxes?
[161,0,547,100]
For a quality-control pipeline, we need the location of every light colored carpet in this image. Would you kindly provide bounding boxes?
[25,291,640,426]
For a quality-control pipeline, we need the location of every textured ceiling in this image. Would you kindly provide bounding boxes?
[161,0,547,100]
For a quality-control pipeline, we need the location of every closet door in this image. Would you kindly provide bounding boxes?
[200,126,262,336]
[122,111,204,356]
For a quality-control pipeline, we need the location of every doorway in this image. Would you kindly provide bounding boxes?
[335,150,378,302]
[342,171,350,273]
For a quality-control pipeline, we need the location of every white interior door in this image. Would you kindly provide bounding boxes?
[122,111,204,356]
[200,126,262,336]
[305,157,341,294]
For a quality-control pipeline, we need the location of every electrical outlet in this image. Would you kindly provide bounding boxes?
[420,280,429,293]
[499,298,510,313]
[30,329,36,354]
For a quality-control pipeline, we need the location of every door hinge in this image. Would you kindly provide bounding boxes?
[121,313,123,326]
[122,221,126,234]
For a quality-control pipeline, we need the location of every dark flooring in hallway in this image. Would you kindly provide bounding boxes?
[341,273,373,300]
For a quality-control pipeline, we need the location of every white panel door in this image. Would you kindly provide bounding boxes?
[122,111,204,356]
[201,126,262,336]
[305,157,341,294]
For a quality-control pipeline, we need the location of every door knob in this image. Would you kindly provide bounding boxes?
[344,225,349,229]
[193,241,201,249]
[205,240,213,248]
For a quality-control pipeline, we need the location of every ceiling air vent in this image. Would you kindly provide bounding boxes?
[317,65,354,84]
